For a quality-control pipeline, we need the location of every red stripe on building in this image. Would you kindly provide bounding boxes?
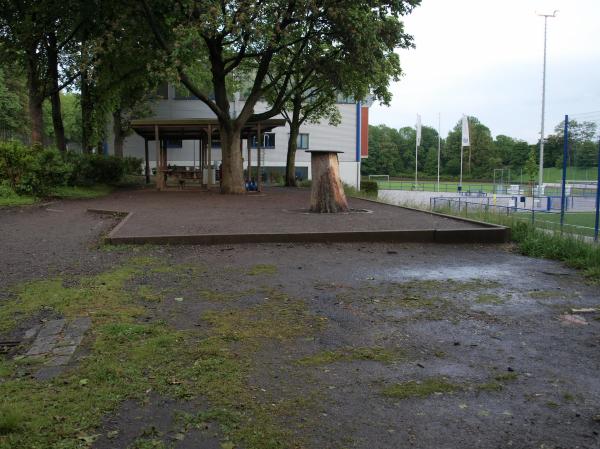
[361,106,369,158]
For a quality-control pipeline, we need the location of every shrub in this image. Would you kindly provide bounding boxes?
[122,156,143,175]
[0,141,38,193]
[361,180,378,196]
[0,142,70,196]
[65,152,141,186]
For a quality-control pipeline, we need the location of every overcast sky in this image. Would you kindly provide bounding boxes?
[369,0,600,143]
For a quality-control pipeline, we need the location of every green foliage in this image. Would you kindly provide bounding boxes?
[0,141,141,200]
[0,141,71,196]
[65,152,142,186]
[360,180,379,196]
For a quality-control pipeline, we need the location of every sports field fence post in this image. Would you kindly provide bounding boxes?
[594,136,600,242]
[560,115,568,233]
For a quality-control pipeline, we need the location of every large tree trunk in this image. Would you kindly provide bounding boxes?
[285,127,299,187]
[285,99,302,187]
[219,125,245,194]
[309,151,349,213]
[26,52,43,146]
[113,110,124,158]
[81,70,94,153]
[47,32,66,152]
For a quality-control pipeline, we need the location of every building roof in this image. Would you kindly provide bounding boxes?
[130,118,286,140]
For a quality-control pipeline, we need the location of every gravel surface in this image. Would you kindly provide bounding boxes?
[83,187,485,238]
[1,190,599,449]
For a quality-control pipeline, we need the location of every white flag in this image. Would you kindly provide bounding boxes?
[416,114,422,147]
[461,115,470,147]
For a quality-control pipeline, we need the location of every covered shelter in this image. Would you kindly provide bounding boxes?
[130,118,286,191]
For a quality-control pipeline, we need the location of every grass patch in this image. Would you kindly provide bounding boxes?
[528,290,563,299]
[494,372,518,382]
[246,264,277,276]
[475,293,505,305]
[382,377,460,399]
[0,406,24,435]
[296,346,404,366]
[51,184,114,199]
[0,258,326,449]
[477,381,504,392]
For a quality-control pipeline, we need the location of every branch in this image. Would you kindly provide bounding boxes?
[45,70,81,97]
[139,0,227,121]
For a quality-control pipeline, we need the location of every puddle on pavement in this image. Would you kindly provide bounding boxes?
[380,264,516,282]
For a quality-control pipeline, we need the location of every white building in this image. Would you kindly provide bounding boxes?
[106,84,370,188]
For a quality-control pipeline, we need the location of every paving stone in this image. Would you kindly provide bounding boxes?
[35,366,64,381]
[24,325,41,340]
[45,355,72,367]
[26,339,57,356]
[51,345,77,356]
[37,319,66,339]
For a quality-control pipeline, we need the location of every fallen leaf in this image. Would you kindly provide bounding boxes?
[174,297,184,302]
[107,430,119,439]
[220,442,235,449]
[561,314,588,326]
[79,378,89,386]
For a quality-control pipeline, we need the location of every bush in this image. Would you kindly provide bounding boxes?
[122,156,143,175]
[361,180,378,196]
[65,152,141,186]
[0,142,70,196]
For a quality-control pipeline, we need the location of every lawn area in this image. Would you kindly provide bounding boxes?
[512,211,598,237]
[543,166,598,183]
[0,185,114,207]
[372,179,498,193]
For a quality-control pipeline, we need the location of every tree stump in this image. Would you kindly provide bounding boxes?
[307,150,349,213]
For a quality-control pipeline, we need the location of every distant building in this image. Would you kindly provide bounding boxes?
[106,84,370,188]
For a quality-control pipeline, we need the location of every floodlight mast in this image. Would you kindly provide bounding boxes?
[537,10,558,192]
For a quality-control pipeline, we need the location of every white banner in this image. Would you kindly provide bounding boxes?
[461,115,470,147]
[416,114,422,147]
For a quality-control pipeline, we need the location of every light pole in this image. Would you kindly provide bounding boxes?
[537,10,558,192]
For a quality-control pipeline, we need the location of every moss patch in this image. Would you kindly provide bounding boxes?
[475,293,505,305]
[296,346,404,366]
[382,377,460,399]
[0,258,325,449]
[246,264,278,276]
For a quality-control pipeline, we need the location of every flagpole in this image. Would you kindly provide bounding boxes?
[415,114,421,189]
[437,112,441,192]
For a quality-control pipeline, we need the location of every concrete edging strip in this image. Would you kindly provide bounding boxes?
[88,207,509,246]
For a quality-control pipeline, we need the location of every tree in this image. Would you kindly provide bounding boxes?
[0,0,84,149]
[444,116,496,179]
[140,0,421,193]
[0,64,28,138]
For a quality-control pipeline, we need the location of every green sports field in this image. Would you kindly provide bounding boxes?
[514,211,598,237]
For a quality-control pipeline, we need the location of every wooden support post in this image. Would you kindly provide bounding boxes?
[247,138,251,182]
[154,125,162,190]
[207,125,212,187]
[307,150,349,213]
[257,123,262,192]
[144,139,150,184]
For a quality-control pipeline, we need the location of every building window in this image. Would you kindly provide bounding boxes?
[211,139,220,149]
[251,133,275,149]
[166,139,182,148]
[297,133,309,149]
[155,82,169,99]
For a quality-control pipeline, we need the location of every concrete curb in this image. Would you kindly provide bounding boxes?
[87,201,510,246]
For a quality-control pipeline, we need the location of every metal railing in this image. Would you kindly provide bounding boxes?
[430,196,599,241]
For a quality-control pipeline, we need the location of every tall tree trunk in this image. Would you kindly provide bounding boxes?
[285,98,302,187]
[219,124,245,194]
[47,32,66,152]
[113,110,124,158]
[286,122,300,187]
[26,52,43,146]
[81,70,94,153]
